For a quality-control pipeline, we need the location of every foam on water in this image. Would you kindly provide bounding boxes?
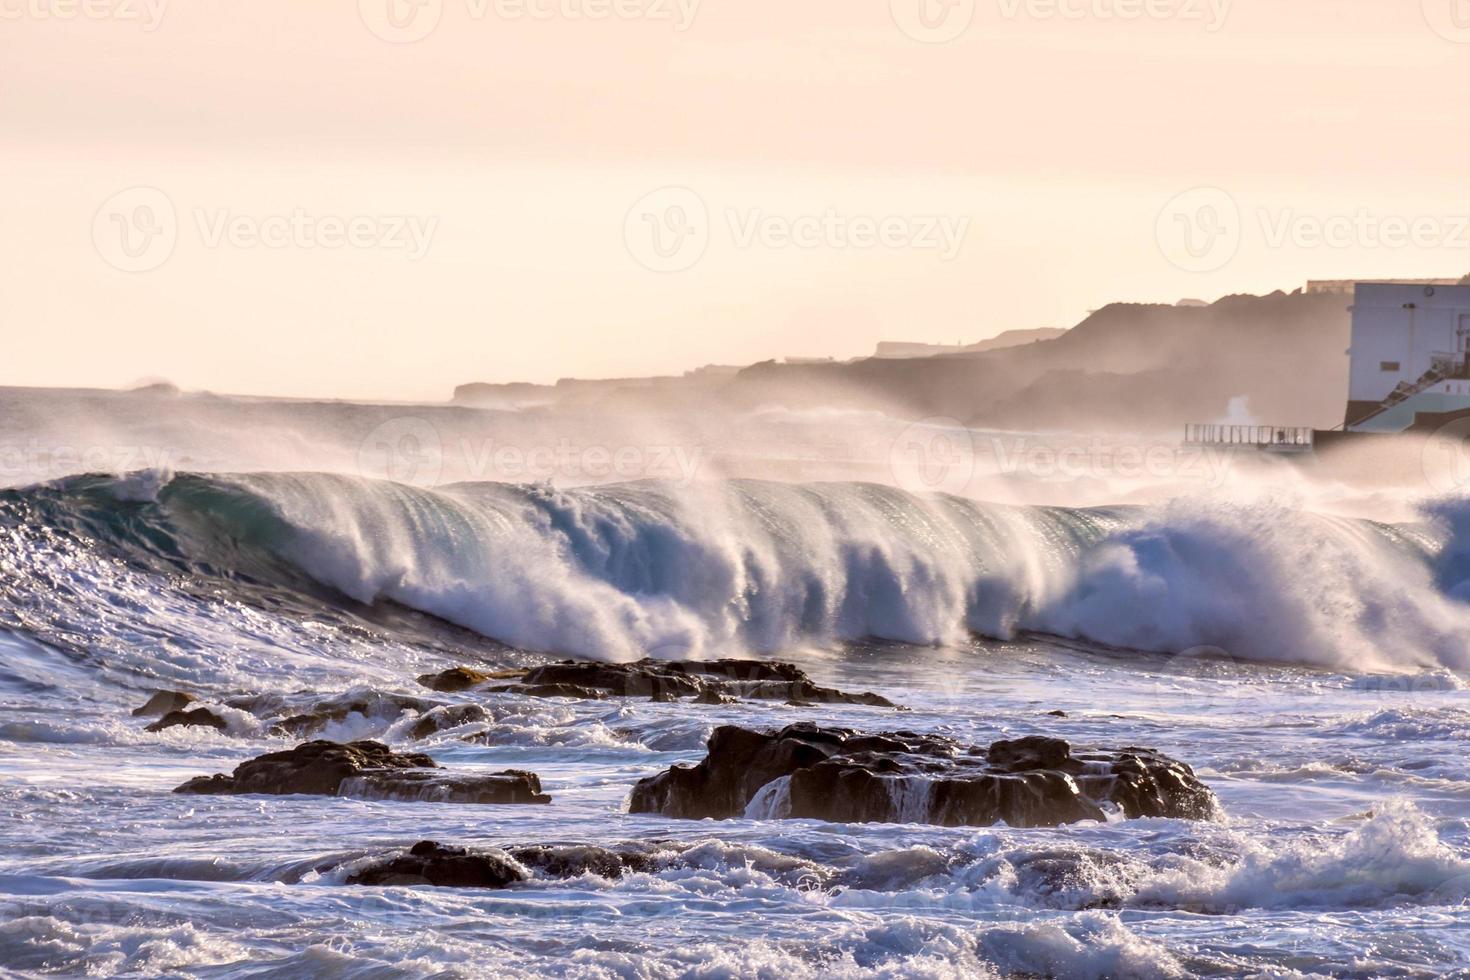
[7,471,1470,672]
[1,461,1469,977]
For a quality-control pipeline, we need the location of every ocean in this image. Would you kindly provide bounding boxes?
[0,387,1466,978]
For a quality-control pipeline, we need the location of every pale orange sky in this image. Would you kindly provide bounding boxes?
[2,0,1468,400]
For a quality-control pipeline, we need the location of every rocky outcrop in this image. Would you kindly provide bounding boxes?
[146,707,227,733]
[348,841,526,888]
[491,659,896,708]
[173,740,551,804]
[133,691,197,716]
[408,704,488,739]
[629,725,1218,828]
[346,840,663,888]
[262,693,432,739]
[416,667,523,693]
[507,843,659,879]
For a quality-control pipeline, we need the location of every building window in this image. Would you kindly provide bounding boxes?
[1380,361,1401,372]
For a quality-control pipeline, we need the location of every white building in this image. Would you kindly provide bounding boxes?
[1347,282,1470,431]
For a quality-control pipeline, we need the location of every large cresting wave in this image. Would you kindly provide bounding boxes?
[6,470,1470,672]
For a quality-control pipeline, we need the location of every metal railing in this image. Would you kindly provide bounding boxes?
[1183,424,1314,449]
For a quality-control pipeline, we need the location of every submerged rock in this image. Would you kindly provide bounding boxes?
[264,693,433,739]
[346,840,665,888]
[491,659,896,708]
[417,667,523,693]
[146,707,228,733]
[629,724,1218,828]
[173,739,551,804]
[348,841,526,888]
[507,843,660,879]
[409,704,489,739]
[132,691,197,717]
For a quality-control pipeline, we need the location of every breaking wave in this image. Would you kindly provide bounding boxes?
[4,470,1470,671]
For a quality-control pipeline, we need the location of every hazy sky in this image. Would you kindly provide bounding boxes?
[3,0,1468,400]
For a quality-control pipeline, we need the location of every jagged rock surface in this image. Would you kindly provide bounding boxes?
[146,707,227,733]
[490,659,895,707]
[173,740,551,804]
[133,691,197,717]
[629,724,1218,828]
[348,841,526,888]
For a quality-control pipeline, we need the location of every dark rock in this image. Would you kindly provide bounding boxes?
[133,691,197,717]
[346,840,664,888]
[508,844,659,879]
[409,704,488,739]
[495,659,896,708]
[629,724,1218,828]
[146,707,228,733]
[417,667,498,692]
[173,739,551,804]
[508,682,611,700]
[348,841,526,888]
[267,695,431,739]
[517,662,704,700]
[1046,710,1069,718]
[344,768,550,805]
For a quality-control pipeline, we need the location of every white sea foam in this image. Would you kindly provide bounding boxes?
[48,470,1470,672]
